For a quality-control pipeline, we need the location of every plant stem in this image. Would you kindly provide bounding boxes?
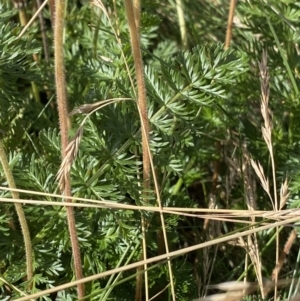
[123,1,150,300]
[225,0,237,49]
[17,6,41,104]
[54,0,84,298]
[0,141,33,284]
[175,0,187,49]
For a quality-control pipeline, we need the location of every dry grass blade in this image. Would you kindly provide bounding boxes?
[4,186,300,220]
[56,127,83,191]
[193,291,244,301]
[18,0,49,38]
[259,50,273,154]
[148,284,170,301]
[69,98,131,116]
[280,178,290,209]
[234,235,264,296]
[290,294,300,301]
[92,0,109,18]
[3,195,299,225]
[261,125,272,153]
[250,159,268,192]
[207,281,259,291]
[258,50,278,209]
[250,158,274,208]
[0,276,30,298]
[240,142,264,296]
[201,278,297,301]
[0,276,35,301]
[259,51,270,118]
[247,235,264,295]
[12,217,300,301]
[258,50,280,300]
[272,229,297,281]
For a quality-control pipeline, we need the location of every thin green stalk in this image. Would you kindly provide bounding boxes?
[92,11,101,59]
[288,247,300,300]
[17,7,41,104]
[101,238,140,300]
[0,141,33,284]
[175,0,187,49]
[54,0,84,298]
[289,112,294,145]
[171,155,197,195]
[267,17,299,96]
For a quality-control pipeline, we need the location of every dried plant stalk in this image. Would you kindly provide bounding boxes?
[272,229,297,281]
[123,1,150,300]
[225,0,237,49]
[12,217,300,301]
[123,1,176,300]
[54,0,84,297]
[196,278,297,301]
[259,51,277,210]
[241,143,264,296]
[258,50,280,299]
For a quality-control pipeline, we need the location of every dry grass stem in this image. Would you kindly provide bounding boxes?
[123,1,151,299]
[69,98,131,116]
[18,0,49,38]
[272,229,297,281]
[13,215,300,301]
[5,195,300,224]
[198,278,297,301]
[258,50,280,299]
[224,0,237,49]
[260,73,272,152]
[259,51,278,209]
[4,1,298,301]
[148,284,170,301]
[290,294,300,301]
[3,186,300,221]
[241,143,264,296]
[54,0,84,296]
[194,291,244,301]
[235,236,264,297]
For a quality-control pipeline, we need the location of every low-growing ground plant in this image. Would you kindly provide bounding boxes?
[1,1,300,301]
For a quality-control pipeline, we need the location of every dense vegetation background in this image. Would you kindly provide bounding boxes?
[1,0,300,300]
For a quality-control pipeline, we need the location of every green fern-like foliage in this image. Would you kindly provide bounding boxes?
[1,0,300,300]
